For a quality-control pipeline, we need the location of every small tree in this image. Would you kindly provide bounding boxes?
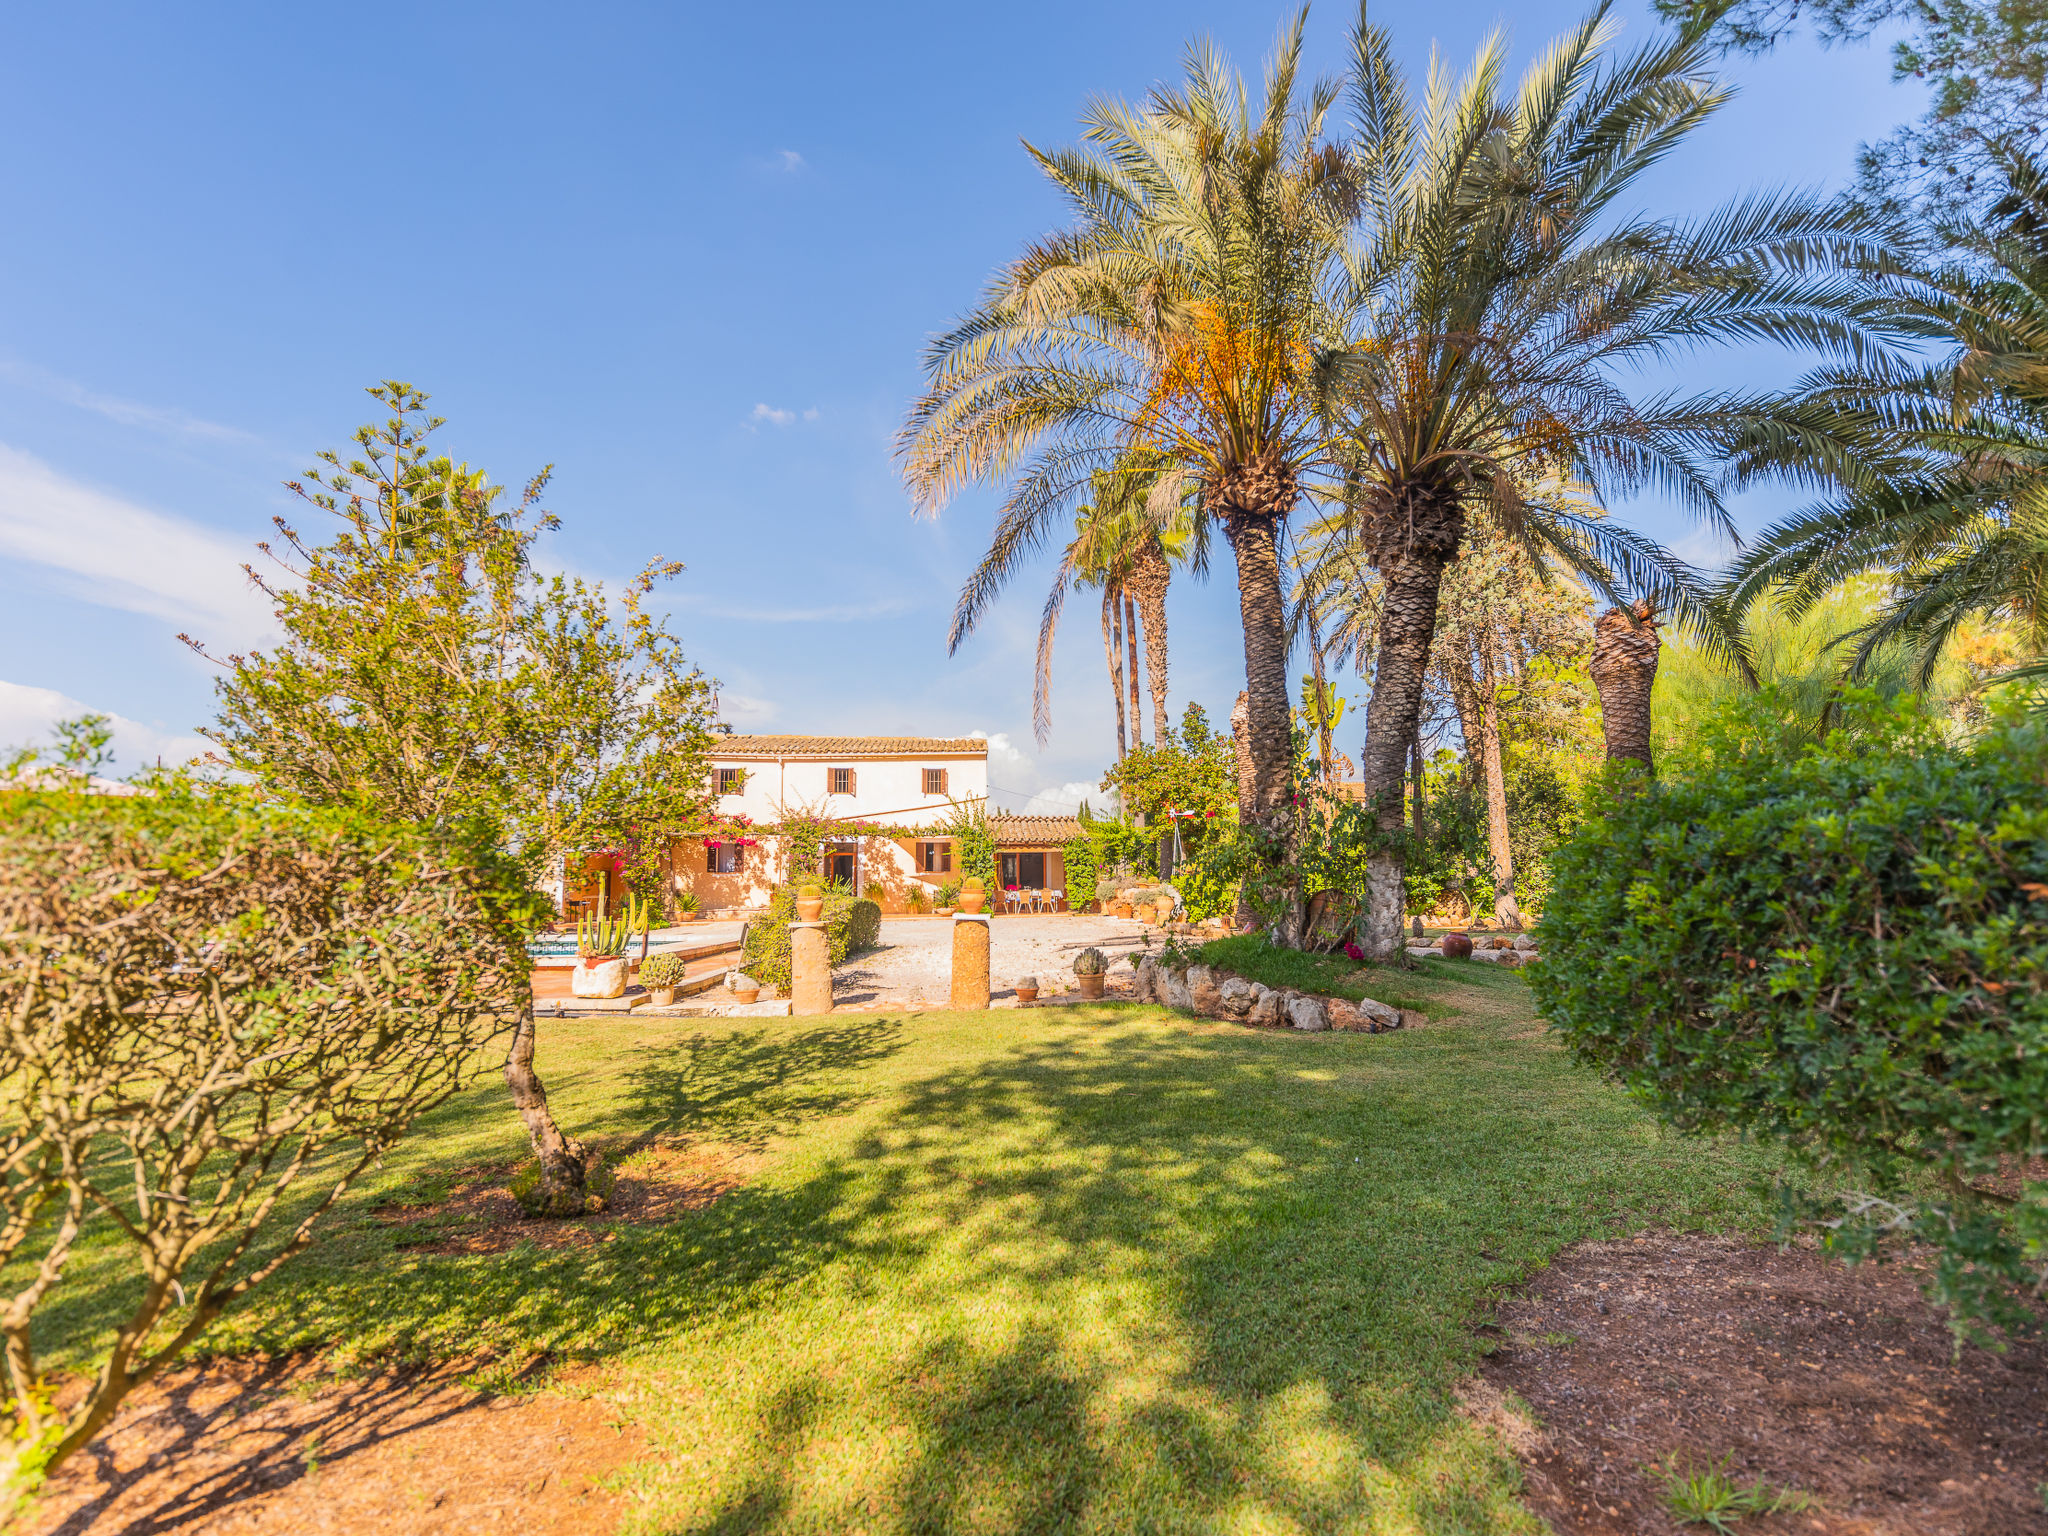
[190,382,715,1213]
[0,785,537,1491]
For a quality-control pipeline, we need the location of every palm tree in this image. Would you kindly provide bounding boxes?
[1725,143,2048,683]
[1323,6,1876,958]
[900,12,1358,930]
[1029,460,1200,759]
[1590,601,1661,768]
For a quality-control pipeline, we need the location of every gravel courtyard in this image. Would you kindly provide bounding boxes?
[834,913,1155,1008]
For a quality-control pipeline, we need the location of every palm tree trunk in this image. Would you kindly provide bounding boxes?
[1590,602,1661,771]
[1125,594,1143,749]
[1129,540,1173,746]
[1103,588,1127,761]
[1476,645,1521,930]
[1230,689,1256,931]
[1360,540,1456,961]
[1221,508,1301,944]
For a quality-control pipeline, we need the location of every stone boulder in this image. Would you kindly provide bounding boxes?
[1133,956,1159,1002]
[1286,994,1329,1032]
[570,957,628,999]
[1325,998,1364,1031]
[1515,934,1541,952]
[1247,984,1282,1027]
[1160,966,1195,1012]
[1218,977,1254,1017]
[1354,995,1401,1031]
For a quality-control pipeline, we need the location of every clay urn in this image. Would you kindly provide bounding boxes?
[1015,975,1039,1003]
[1077,972,1106,1000]
[958,876,987,915]
[1441,931,1474,960]
[795,883,825,923]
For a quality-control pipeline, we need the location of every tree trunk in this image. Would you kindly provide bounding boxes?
[1103,587,1127,761]
[1125,594,1144,748]
[1360,527,1458,961]
[1129,539,1173,746]
[1476,645,1521,930]
[1590,602,1661,772]
[1231,690,1256,931]
[503,1006,594,1214]
[1221,509,1302,945]
[1409,726,1426,847]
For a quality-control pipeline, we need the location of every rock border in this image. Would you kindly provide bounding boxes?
[1406,933,1541,968]
[1131,958,1426,1034]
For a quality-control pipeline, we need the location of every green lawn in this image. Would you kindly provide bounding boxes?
[36,970,1782,1534]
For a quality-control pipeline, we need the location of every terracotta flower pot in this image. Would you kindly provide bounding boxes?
[795,900,824,922]
[1016,986,1039,1003]
[1111,903,1132,920]
[732,987,760,1004]
[650,986,677,1006]
[936,906,955,918]
[1077,973,1106,1000]
[1441,932,1474,960]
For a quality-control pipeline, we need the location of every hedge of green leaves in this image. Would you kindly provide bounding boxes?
[1530,696,2047,1334]
[740,886,882,989]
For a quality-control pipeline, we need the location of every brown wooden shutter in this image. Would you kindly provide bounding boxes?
[706,847,717,874]
[939,768,949,794]
[847,768,858,796]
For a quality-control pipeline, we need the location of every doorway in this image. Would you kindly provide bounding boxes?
[1000,852,1046,889]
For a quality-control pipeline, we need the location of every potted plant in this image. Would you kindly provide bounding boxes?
[731,971,761,1004]
[795,883,825,923]
[1015,974,1039,1004]
[935,879,961,918]
[958,876,987,915]
[905,884,929,915]
[572,893,648,999]
[1094,879,1116,916]
[639,952,685,1006]
[675,889,700,923]
[1072,947,1108,1000]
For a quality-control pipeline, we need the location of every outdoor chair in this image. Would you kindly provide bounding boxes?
[1048,888,1065,912]
[1003,888,1023,914]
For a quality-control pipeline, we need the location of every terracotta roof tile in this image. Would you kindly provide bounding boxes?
[991,812,1085,844]
[707,735,990,758]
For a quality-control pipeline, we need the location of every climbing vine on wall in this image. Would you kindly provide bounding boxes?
[943,799,998,892]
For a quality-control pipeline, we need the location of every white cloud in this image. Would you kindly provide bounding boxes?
[967,733,1106,815]
[0,445,276,648]
[778,150,805,172]
[0,359,255,445]
[1021,780,1102,815]
[0,680,209,773]
[746,403,819,431]
[718,691,779,727]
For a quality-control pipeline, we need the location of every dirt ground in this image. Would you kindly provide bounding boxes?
[1471,1233,2048,1536]
[21,1359,643,1536]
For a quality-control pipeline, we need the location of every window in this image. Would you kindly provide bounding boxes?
[706,845,744,874]
[918,840,953,874]
[716,767,744,795]
[923,767,949,795]
[829,766,856,795]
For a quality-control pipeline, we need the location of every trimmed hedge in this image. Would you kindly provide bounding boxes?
[741,887,882,989]
[1530,698,2048,1333]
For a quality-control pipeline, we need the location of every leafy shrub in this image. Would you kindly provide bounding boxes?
[1531,694,2048,1335]
[847,897,882,952]
[936,880,962,908]
[741,886,882,988]
[0,783,536,1486]
[1062,836,1100,907]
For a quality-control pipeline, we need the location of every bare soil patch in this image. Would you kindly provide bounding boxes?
[21,1358,644,1536]
[373,1141,750,1255]
[1473,1233,2048,1536]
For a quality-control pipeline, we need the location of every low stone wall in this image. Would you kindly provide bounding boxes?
[1406,933,1542,968]
[1131,958,1426,1034]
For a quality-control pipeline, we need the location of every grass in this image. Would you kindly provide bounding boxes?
[1189,933,1526,1016]
[1653,1453,1817,1531]
[23,966,1788,1534]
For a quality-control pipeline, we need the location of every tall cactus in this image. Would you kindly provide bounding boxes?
[576,891,650,959]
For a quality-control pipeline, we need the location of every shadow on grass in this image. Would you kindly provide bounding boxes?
[169,1011,1769,1533]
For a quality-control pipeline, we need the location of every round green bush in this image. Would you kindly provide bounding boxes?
[1530,697,2048,1334]
[741,885,883,988]
[638,952,686,987]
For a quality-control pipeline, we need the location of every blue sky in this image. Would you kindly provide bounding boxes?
[0,1,1918,807]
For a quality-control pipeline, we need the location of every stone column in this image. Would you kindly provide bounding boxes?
[791,921,832,1015]
[950,913,990,1011]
